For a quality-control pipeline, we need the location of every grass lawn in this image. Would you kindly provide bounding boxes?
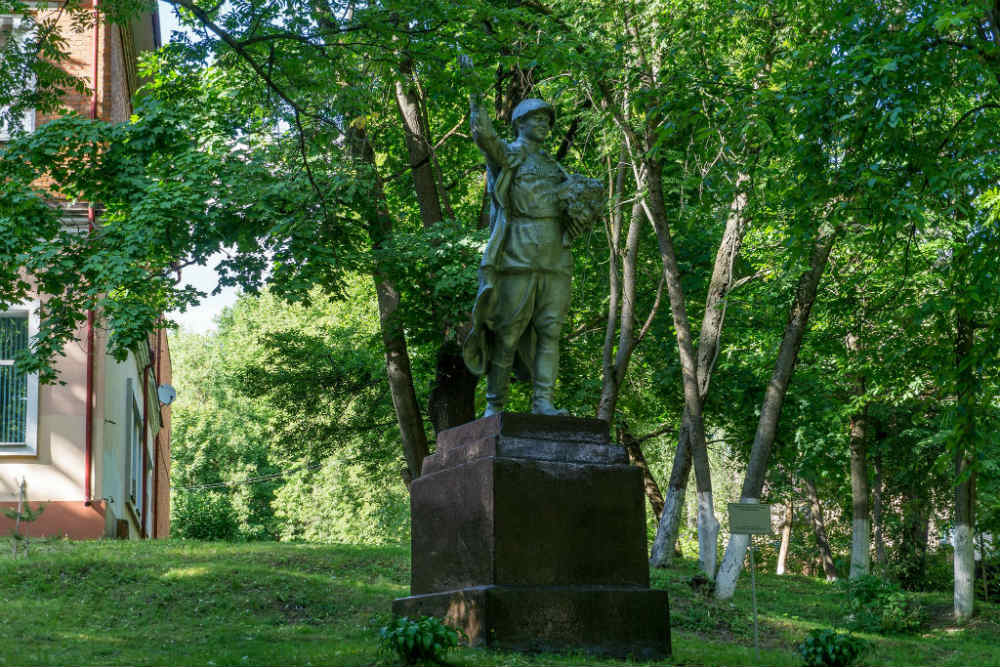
[1,539,998,666]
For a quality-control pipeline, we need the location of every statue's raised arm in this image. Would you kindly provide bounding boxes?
[469,96,507,173]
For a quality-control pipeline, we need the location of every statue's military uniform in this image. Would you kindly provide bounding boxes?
[463,99,573,416]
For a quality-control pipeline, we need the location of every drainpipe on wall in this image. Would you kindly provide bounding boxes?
[151,329,162,537]
[83,0,100,506]
[141,359,152,538]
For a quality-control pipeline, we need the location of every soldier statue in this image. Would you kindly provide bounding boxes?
[462,96,603,418]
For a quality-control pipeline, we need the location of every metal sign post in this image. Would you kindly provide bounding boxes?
[728,503,772,664]
[749,537,760,662]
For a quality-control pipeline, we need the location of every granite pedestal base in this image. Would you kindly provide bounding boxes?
[392,412,670,658]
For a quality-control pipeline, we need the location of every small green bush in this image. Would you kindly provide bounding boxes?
[797,629,866,667]
[841,575,924,634]
[879,590,924,633]
[378,615,461,665]
[170,490,239,540]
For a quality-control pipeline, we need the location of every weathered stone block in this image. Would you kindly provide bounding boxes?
[395,412,670,658]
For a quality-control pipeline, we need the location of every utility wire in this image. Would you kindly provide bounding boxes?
[175,462,324,491]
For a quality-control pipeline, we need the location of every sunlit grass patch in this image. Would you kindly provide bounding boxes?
[1,540,998,666]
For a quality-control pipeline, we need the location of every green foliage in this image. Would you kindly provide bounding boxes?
[378,219,485,346]
[0,1,89,133]
[878,591,925,634]
[168,282,408,545]
[378,616,461,665]
[170,490,239,541]
[271,454,408,546]
[1,0,999,616]
[841,575,924,634]
[796,629,866,667]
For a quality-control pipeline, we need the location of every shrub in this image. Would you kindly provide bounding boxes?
[879,590,924,633]
[841,575,924,634]
[272,454,409,545]
[797,629,866,667]
[170,490,239,540]
[378,615,462,665]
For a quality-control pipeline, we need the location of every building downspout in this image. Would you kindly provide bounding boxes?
[84,0,100,506]
[140,359,152,538]
[151,330,161,537]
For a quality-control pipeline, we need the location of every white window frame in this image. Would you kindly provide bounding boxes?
[0,300,40,456]
[0,14,36,141]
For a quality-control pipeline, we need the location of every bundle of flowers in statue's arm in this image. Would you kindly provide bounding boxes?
[558,172,605,247]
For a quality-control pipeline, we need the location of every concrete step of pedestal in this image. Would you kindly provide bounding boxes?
[393,584,671,659]
[438,412,610,448]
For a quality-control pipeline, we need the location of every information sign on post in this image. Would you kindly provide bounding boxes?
[728,502,772,535]
[728,503,772,664]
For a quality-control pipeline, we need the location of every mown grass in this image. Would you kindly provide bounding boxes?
[1,539,998,666]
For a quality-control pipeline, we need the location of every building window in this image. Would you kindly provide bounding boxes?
[0,302,39,455]
[0,15,36,141]
[125,379,144,514]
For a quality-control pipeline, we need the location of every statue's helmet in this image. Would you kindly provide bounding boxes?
[511,98,555,129]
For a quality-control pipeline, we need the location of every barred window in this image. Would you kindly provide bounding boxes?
[0,304,38,454]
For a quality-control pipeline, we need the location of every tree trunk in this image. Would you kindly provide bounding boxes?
[873,451,887,568]
[597,147,635,423]
[427,339,478,434]
[350,126,429,481]
[394,64,478,434]
[899,490,931,588]
[620,426,665,519]
[649,176,750,568]
[393,62,444,229]
[803,477,838,581]
[647,178,749,569]
[776,502,793,575]
[642,157,719,579]
[715,228,836,599]
[847,332,870,579]
[597,205,644,423]
[954,311,976,621]
[649,419,693,567]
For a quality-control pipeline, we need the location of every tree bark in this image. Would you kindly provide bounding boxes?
[803,477,838,581]
[350,127,429,481]
[847,332,871,579]
[650,419,693,567]
[393,63,478,434]
[597,146,634,423]
[603,202,647,418]
[715,227,836,599]
[594,25,754,574]
[954,311,976,621]
[426,339,478,434]
[873,451,887,568]
[899,489,931,588]
[649,176,750,568]
[620,426,665,519]
[642,157,720,579]
[393,68,444,229]
[776,502,793,575]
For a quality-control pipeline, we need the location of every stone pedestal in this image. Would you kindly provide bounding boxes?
[393,413,670,658]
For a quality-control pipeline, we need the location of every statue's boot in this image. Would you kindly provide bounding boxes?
[483,363,511,418]
[531,336,568,416]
